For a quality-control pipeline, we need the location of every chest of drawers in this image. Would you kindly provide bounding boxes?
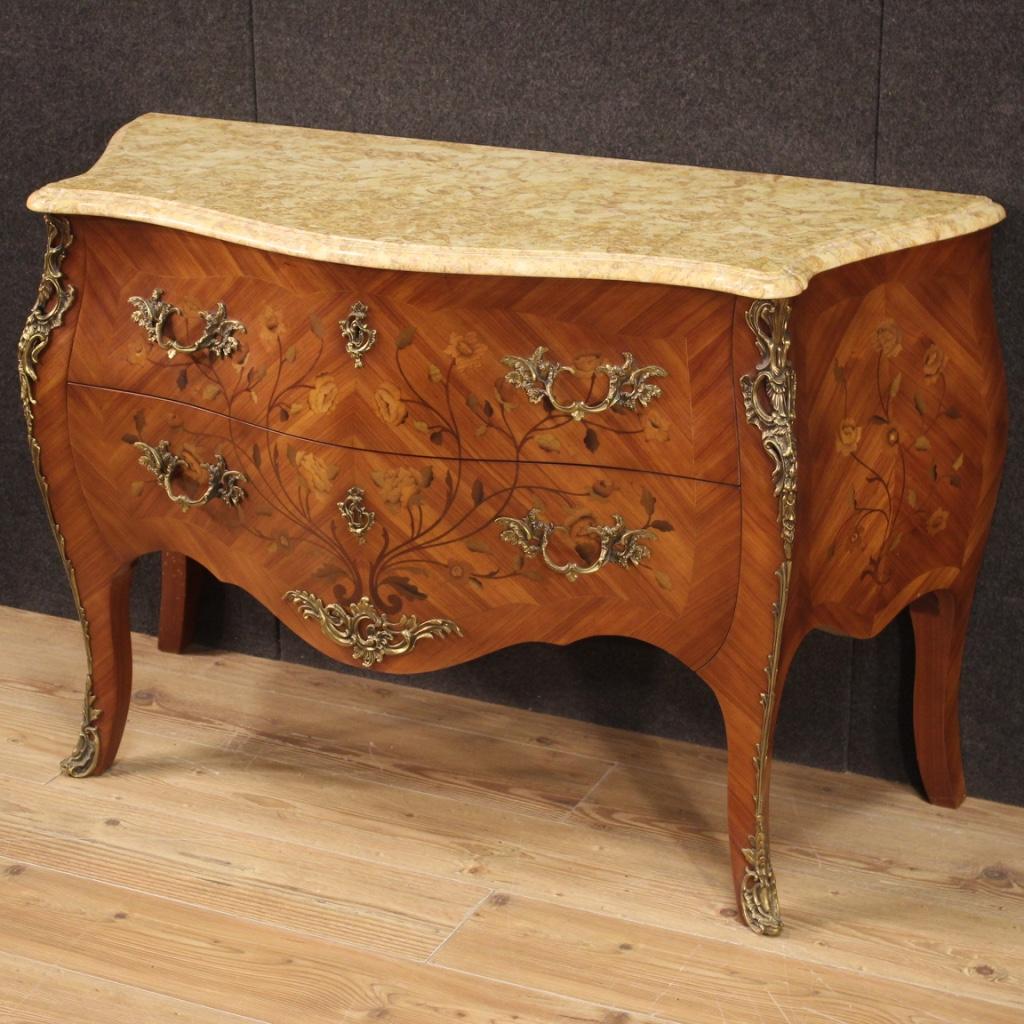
[19,114,1007,936]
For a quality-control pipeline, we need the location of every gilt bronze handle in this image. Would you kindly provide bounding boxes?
[496,508,655,581]
[128,289,246,359]
[501,347,667,421]
[340,301,377,367]
[134,439,246,508]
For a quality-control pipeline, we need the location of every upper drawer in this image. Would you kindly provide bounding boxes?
[68,217,739,484]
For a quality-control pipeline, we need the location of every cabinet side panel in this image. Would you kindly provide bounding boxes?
[793,231,1007,639]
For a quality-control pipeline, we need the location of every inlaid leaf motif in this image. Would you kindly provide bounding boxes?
[396,327,415,349]
[583,426,600,452]
[640,487,656,517]
[536,433,561,453]
[384,575,427,600]
[176,368,188,390]
[251,444,262,468]
[650,520,673,532]
[472,479,485,506]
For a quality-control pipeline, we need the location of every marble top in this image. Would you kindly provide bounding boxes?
[28,113,1005,299]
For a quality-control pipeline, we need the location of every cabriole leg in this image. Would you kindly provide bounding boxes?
[61,564,134,777]
[18,215,135,778]
[909,569,980,809]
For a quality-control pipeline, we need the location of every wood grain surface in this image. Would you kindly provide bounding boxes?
[0,606,1021,1023]
[68,217,740,484]
[66,382,741,676]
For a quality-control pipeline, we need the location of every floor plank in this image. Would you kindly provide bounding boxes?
[0,858,655,1024]
[0,605,1021,1022]
[436,892,1021,1023]
[0,777,488,961]
[0,951,268,1024]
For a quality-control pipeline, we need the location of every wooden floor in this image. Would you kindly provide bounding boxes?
[0,606,1021,1023]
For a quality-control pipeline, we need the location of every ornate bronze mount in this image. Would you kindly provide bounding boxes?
[18,215,100,778]
[501,347,667,421]
[128,289,246,360]
[338,485,376,542]
[496,508,655,581]
[741,299,797,558]
[340,301,377,367]
[134,440,247,508]
[285,590,462,666]
[736,297,797,937]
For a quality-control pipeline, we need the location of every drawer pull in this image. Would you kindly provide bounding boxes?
[339,301,377,367]
[338,485,376,542]
[501,348,667,421]
[496,508,655,581]
[134,439,247,508]
[128,289,245,360]
[285,591,462,666]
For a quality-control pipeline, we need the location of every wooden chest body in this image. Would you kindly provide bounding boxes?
[18,115,1007,937]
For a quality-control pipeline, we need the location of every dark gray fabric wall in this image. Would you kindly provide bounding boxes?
[1,1,1019,804]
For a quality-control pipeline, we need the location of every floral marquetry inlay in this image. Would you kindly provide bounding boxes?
[811,302,980,601]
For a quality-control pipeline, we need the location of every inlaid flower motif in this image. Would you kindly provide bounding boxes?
[874,321,903,358]
[591,477,615,498]
[444,331,483,369]
[926,507,950,535]
[307,373,339,413]
[887,427,900,446]
[447,559,474,582]
[374,382,408,426]
[835,418,862,456]
[923,342,947,382]
[294,451,337,494]
[643,410,671,443]
[372,467,421,508]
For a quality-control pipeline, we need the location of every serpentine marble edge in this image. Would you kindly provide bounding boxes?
[28,113,1004,298]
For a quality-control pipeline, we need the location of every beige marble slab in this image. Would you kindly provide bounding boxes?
[28,113,1004,298]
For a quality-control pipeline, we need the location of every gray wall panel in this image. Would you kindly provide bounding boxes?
[253,0,881,178]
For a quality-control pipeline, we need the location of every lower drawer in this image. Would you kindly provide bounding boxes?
[67,384,741,672]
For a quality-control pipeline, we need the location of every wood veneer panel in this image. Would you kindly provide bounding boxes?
[791,230,1007,640]
[67,217,739,484]
[66,384,741,675]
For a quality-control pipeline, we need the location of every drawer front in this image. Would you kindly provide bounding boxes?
[67,384,741,672]
[68,218,739,485]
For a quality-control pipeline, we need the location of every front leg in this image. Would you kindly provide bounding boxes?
[698,296,801,934]
[60,565,134,776]
[18,215,136,777]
